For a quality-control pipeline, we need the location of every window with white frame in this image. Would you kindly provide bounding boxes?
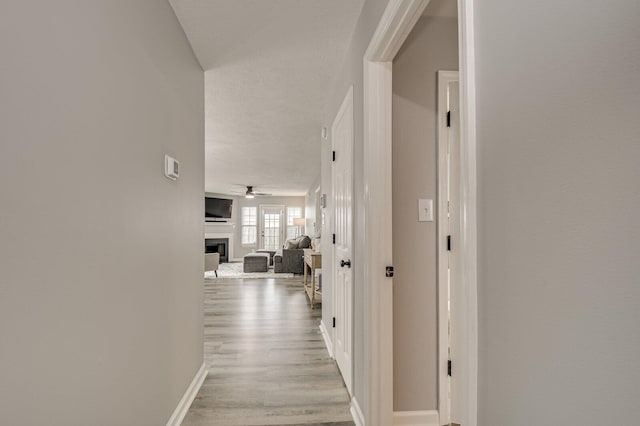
[286,207,303,240]
[241,207,257,245]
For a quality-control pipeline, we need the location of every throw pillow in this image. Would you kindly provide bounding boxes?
[297,235,312,249]
[284,240,297,249]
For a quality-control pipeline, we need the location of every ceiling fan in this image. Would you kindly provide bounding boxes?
[231,185,272,199]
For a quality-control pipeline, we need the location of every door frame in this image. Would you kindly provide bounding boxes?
[259,204,285,250]
[437,69,460,425]
[362,1,478,425]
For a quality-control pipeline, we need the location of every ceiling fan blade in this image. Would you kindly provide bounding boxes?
[227,185,274,197]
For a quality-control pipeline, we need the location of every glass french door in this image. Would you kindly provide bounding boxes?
[260,205,284,251]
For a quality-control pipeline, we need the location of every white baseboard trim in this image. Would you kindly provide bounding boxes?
[166,362,208,426]
[319,320,334,358]
[393,410,439,426]
[351,397,365,426]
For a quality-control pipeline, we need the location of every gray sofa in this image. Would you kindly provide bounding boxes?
[274,235,311,274]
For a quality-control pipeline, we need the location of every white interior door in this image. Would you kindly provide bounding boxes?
[332,87,354,395]
[260,205,284,251]
[438,71,461,426]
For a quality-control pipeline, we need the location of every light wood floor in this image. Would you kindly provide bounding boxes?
[182,276,354,426]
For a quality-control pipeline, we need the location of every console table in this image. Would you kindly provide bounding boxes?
[303,249,322,309]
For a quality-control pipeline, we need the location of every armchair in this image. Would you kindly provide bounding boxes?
[205,252,220,277]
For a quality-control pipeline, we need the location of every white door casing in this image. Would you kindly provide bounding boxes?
[332,86,354,396]
[438,70,460,426]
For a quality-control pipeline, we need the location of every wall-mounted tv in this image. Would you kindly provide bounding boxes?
[205,197,233,220]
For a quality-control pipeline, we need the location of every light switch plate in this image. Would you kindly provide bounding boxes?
[418,199,433,222]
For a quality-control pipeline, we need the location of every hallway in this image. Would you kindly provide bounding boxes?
[182,277,353,426]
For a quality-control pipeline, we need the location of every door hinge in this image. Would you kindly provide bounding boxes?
[448,359,452,376]
[446,110,451,128]
[332,317,336,328]
[332,233,336,244]
[332,150,336,162]
[385,266,394,278]
[447,235,451,251]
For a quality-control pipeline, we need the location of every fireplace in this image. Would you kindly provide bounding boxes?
[205,238,229,263]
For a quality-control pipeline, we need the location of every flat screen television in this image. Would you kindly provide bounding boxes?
[205,197,233,220]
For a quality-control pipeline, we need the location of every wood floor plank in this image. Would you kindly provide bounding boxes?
[182,277,354,426]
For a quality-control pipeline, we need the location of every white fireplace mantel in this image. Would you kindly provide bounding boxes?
[204,222,235,261]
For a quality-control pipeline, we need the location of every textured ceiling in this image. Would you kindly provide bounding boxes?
[170,0,365,196]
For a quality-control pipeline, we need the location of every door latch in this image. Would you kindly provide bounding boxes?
[385,266,394,277]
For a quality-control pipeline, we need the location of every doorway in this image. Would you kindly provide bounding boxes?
[260,205,284,251]
[390,5,460,422]
[363,0,478,425]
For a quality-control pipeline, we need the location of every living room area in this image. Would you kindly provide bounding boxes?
[203,183,322,281]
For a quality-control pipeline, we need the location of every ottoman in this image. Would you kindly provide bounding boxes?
[255,249,276,266]
[243,252,270,273]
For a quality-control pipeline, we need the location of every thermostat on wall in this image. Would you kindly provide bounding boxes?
[165,155,180,181]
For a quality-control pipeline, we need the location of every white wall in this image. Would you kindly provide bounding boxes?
[392,15,458,411]
[475,1,640,424]
[0,1,204,425]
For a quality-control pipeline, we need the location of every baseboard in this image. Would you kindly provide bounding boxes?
[393,410,439,426]
[319,320,334,358]
[350,397,365,426]
[166,362,208,426]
